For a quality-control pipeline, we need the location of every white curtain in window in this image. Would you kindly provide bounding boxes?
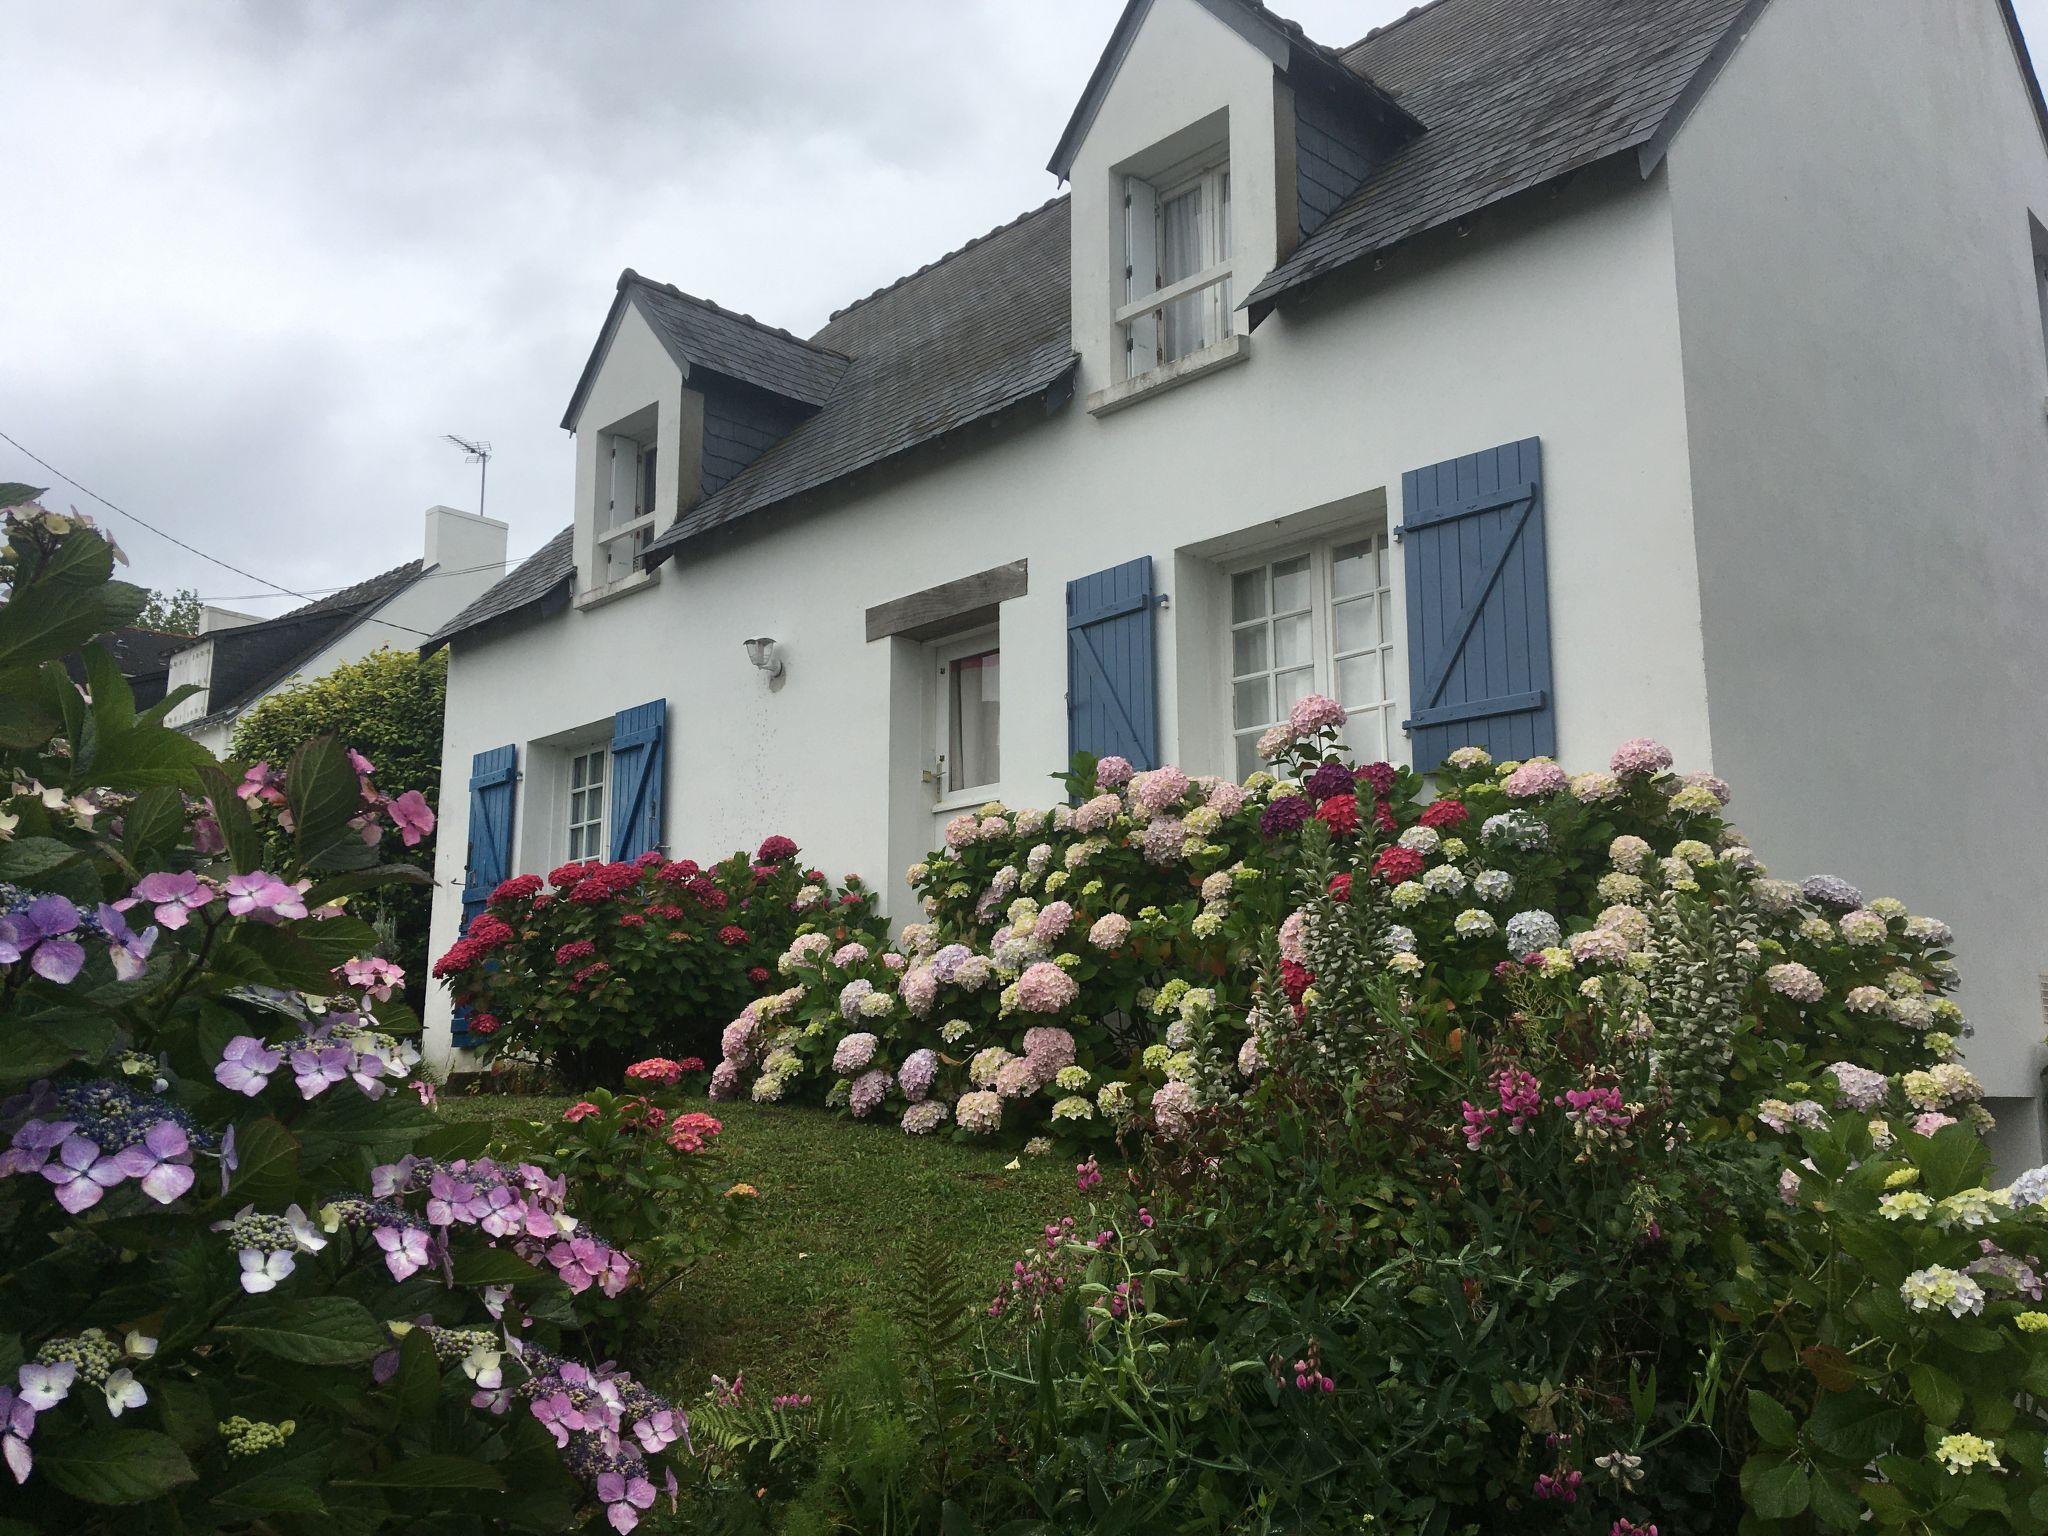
[1158,185,1205,363]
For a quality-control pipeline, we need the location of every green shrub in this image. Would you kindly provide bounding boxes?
[0,501,698,1533]
[435,849,883,1081]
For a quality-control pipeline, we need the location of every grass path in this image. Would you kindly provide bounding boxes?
[439,1093,1076,1395]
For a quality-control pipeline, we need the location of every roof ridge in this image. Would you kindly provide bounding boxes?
[1344,0,1450,54]
[823,194,1070,327]
[617,270,851,362]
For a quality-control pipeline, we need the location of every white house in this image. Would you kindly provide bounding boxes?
[422,0,2048,1167]
[166,505,508,755]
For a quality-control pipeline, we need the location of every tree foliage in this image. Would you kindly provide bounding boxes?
[230,647,448,806]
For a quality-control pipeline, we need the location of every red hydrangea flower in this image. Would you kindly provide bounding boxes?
[548,861,597,888]
[656,859,701,885]
[697,887,729,912]
[1372,846,1426,885]
[1327,873,1352,903]
[1314,794,1359,836]
[1281,959,1313,1003]
[649,903,686,921]
[717,925,749,947]
[747,965,770,985]
[677,1057,706,1072]
[1419,798,1469,830]
[805,868,825,883]
[634,849,666,868]
[625,1057,685,1085]
[432,937,486,978]
[466,914,516,949]
[554,939,597,967]
[756,835,799,865]
[1356,762,1397,796]
[489,873,543,905]
[571,961,611,989]
[470,1013,501,1036]
[666,1110,724,1154]
[1374,799,1398,834]
[563,1101,601,1123]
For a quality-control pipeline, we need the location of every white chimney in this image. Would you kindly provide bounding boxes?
[197,605,261,635]
[423,505,509,577]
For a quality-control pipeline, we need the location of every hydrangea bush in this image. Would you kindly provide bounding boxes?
[0,501,696,1532]
[434,842,882,1079]
[711,696,1972,1155]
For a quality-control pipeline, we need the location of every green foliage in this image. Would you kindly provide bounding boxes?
[135,587,201,635]
[0,501,681,1533]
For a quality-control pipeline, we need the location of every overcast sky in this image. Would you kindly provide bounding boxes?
[5,0,2046,618]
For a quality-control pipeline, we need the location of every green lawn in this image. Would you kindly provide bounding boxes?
[438,1094,1077,1396]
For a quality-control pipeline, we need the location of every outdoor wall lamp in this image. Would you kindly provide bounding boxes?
[743,637,784,680]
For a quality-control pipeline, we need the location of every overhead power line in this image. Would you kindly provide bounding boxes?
[0,429,498,641]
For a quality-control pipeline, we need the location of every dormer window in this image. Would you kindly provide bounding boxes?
[597,406,659,584]
[1121,148,1233,381]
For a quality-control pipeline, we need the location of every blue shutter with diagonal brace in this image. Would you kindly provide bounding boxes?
[1067,557,1158,770]
[454,744,517,1048]
[1399,438,1555,766]
[607,700,666,861]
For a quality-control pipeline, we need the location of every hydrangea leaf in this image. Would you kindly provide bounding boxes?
[37,1428,197,1505]
[216,1295,385,1365]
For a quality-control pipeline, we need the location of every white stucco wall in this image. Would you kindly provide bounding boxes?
[424,22,1712,1073]
[1666,0,2048,1154]
[568,303,695,597]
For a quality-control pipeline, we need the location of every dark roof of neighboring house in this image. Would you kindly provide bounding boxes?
[63,628,189,710]
[178,560,426,727]
[561,274,851,430]
[426,525,576,650]
[643,195,1077,561]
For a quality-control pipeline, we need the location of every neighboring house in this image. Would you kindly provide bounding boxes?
[66,628,190,710]
[167,506,508,755]
[422,0,2048,1165]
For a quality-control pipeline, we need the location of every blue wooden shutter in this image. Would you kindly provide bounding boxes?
[1399,438,1555,766]
[1066,557,1158,770]
[607,700,666,861]
[454,744,517,1048]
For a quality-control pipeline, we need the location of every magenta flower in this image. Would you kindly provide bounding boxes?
[215,1035,284,1096]
[290,1043,352,1098]
[374,1226,432,1281]
[224,872,308,924]
[531,1391,576,1448]
[1,1118,75,1177]
[0,895,85,984]
[347,748,376,779]
[388,790,436,847]
[598,1471,657,1533]
[119,871,214,930]
[113,1121,196,1204]
[43,1136,124,1212]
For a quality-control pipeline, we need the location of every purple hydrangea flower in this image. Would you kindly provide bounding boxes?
[1304,760,1355,802]
[215,1035,285,1096]
[42,1135,125,1212]
[94,904,158,981]
[112,1120,196,1204]
[118,871,214,930]
[0,894,85,984]
[1259,796,1312,838]
[223,872,309,924]
[1801,875,1864,910]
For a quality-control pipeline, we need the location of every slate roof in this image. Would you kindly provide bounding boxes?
[1244,0,1759,314]
[643,196,1077,559]
[176,560,426,726]
[426,524,575,649]
[561,275,850,429]
[64,628,188,710]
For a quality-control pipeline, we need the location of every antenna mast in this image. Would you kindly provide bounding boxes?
[442,434,493,517]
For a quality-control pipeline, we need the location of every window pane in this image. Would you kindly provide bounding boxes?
[1230,569,1266,622]
[1334,595,1377,654]
[1272,612,1312,668]
[1271,555,1311,614]
[1232,676,1271,730]
[1231,625,1268,677]
[1235,733,1263,780]
[1331,540,1374,598]
[1275,666,1314,716]
[948,649,1001,793]
[1344,710,1386,764]
[1337,651,1382,707]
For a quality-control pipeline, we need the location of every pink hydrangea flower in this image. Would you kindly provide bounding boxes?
[223,872,309,924]
[118,870,215,930]
[1014,962,1078,1014]
[1095,755,1134,789]
[1129,766,1190,815]
[1610,737,1674,777]
[1503,759,1568,799]
[1288,694,1347,736]
[388,790,436,847]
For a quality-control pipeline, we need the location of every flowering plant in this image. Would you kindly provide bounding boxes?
[0,500,686,1531]
[434,844,881,1079]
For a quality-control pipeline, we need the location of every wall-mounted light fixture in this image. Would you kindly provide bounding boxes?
[743,637,784,680]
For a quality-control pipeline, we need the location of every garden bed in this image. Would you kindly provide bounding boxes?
[438,1095,1076,1394]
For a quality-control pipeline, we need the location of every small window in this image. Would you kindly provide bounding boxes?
[1227,531,1397,778]
[597,427,657,583]
[1120,154,1233,380]
[567,747,608,862]
[935,631,1000,799]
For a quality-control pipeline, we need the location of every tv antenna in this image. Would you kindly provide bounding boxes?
[442,434,493,516]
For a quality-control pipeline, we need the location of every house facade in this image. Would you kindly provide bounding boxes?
[423,0,2048,1167]
[167,505,507,755]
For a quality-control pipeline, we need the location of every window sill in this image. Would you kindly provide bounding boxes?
[932,784,1001,816]
[1087,333,1250,418]
[575,565,661,612]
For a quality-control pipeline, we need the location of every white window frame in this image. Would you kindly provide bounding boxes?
[597,430,657,584]
[565,744,609,863]
[1119,152,1233,382]
[930,625,1001,813]
[1222,528,1399,778]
